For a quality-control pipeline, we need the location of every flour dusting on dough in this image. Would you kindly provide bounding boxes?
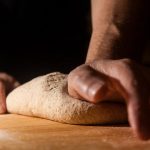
[6,72,127,125]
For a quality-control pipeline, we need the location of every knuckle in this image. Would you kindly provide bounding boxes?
[68,64,90,82]
[119,58,133,67]
[115,58,135,72]
[0,72,14,83]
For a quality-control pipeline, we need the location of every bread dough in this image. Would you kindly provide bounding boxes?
[6,72,127,124]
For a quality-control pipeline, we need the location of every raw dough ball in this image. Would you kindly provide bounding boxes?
[6,72,127,124]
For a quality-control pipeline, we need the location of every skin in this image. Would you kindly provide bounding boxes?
[0,73,19,114]
[68,59,150,140]
[68,0,150,140]
[0,0,149,141]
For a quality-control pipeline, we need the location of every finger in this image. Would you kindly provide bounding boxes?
[0,73,19,94]
[91,59,150,140]
[0,82,7,114]
[68,65,109,103]
[13,81,20,88]
[128,96,150,140]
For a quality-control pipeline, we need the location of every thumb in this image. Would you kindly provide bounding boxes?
[68,65,109,103]
[0,82,7,114]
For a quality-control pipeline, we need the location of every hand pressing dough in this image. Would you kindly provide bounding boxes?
[6,72,127,124]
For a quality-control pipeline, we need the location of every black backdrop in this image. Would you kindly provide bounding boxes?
[0,0,91,83]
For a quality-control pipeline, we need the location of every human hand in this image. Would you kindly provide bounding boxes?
[68,59,150,140]
[0,73,20,114]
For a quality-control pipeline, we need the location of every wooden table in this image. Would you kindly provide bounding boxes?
[0,114,150,150]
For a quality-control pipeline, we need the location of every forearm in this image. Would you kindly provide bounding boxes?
[86,0,148,63]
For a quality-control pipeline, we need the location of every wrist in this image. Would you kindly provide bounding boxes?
[86,25,121,63]
[86,25,145,63]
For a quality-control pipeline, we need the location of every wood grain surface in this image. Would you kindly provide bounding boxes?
[0,114,150,150]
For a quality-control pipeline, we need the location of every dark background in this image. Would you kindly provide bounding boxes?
[0,0,91,83]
